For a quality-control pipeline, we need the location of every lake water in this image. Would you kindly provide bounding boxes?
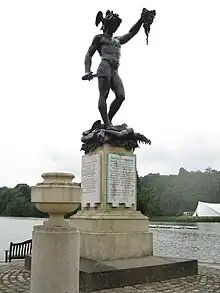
[0,217,43,261]
[152,222,220,263]
[0,217,219,263]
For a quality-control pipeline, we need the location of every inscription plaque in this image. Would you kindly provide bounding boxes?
[107,153,136,207]
[81,154,101,207]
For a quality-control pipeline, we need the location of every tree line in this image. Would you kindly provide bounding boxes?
[0,167,220,218]
[0,183,81,218]
[137,167,220,217]
[0,184,45,218]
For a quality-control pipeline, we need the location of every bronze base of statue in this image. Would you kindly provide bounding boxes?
[81,120,151,154]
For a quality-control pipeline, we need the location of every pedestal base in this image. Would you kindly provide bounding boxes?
[79,256,198,292]
[25,255,198,292]
[30,225,80,293]
[71,210,153,260]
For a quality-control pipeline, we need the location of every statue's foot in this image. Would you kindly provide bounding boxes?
[104,122,113,129]
[104,123,118,131]
[105,125,120,132]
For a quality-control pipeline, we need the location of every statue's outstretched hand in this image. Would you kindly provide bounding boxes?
[141,8,147,22]
[82,72,93,81]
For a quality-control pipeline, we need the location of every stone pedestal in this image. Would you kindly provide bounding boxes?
[31,226,80,293]
[71,144,153,260]
[31,172,81,293]
[70,145,198,292]
[72,209,152,260]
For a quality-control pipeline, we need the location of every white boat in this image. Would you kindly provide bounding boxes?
[185,226,198,230]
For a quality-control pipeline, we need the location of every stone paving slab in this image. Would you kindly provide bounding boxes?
[0,262,220,292]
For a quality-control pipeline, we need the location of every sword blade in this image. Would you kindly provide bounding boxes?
[82,73,105,80]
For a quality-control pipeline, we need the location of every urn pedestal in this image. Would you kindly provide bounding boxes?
[30,172,81,293]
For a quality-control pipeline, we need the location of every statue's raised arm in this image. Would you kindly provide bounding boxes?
[117,13,143,45]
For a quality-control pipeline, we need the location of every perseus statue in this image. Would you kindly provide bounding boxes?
[82,9,156,129]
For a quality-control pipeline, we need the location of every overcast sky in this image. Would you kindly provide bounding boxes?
[0,0,220,187]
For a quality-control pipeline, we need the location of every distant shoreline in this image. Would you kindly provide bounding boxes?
[150,216,220,223]
[0,216,46,220]
[1,215,220,223]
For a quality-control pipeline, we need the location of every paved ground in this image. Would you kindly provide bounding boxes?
[0,262,220,292]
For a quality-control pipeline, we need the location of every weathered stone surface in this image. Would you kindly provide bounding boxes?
[81,154,101,208]
[71,145,153,261]
[1,261,220,293]
[30,226,80,293]
[79,257,198,291]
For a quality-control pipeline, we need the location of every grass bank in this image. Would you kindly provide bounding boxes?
[150,216,220,223]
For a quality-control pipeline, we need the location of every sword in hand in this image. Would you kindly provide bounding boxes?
[82,72,104,81]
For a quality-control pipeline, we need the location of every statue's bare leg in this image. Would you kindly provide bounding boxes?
[108,72,125,123]
[98,76,112,128]
[97,60,113,128]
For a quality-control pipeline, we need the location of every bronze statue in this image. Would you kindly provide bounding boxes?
[82,9,156,129]
[81,8,155,153]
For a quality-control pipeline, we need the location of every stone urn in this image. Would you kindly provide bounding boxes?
[31,172,81,227]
